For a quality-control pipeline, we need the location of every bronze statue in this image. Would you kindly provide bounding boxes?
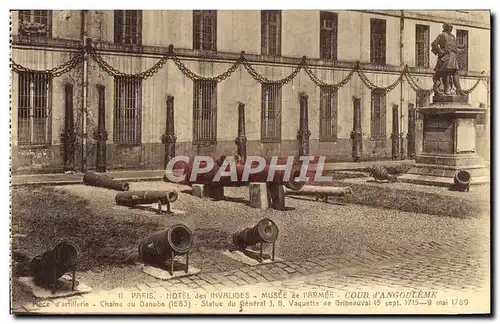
[431,23,466,96]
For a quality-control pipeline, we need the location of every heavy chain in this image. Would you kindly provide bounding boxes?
[404,70,483,95]
[303,64,355,90]
[404,72,430,93]
[10,50,85,78]
[88,46,169,79]
[170,53,242,82]
[356,67,404,93]
[11,43,486,97]
[463,79,481,94]
[241,57,304,85]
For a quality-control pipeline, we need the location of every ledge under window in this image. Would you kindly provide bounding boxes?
[260,138,282,144]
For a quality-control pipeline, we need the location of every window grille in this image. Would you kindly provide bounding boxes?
[261,83,282,142]
[17,72,51,146]
[193,80,217,144]
[319,86,338,141]
[113,77,142,144]
[371,89,387,139]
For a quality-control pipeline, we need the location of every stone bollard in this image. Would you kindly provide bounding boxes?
[267,183,286,211]
[205,184,225,200]
[249,183,269,209]
[191,184,205,198]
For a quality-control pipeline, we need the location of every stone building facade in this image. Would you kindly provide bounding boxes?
[10,10,490,174]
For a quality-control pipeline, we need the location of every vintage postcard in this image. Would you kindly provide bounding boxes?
[9,8,491,315]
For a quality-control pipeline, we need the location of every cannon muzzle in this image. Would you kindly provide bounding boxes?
[138,224,193,267]
[452,170,471,192]
[30,241,80,289]
[232,218,279,250]
[83,171,130,191]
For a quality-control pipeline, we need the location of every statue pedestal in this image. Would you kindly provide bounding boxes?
[399,95,489,187]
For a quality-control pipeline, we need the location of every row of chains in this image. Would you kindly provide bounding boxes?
[10,45,487,94]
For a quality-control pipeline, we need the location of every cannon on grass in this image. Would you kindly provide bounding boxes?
[30,241,80,294]
[138,224,193,276]
[115,190,179,214]
[83,171,130,191]
[369,164,400,183]
[450,170,471,192]
[284,185,353,203]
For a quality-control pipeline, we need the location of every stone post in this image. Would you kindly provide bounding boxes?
[407,103,416,159]
[350,97,363,162]
[61,84,76,172]
[234,102,247,162]
[297,93,310,156]
[391,104,400,160]
[162,96,177,169]
[94,85,108,172]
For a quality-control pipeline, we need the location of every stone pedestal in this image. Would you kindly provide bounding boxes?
[191,184,205,198]
[267,183,286,211]
[249,183,269,209]
[191,184,224,200]
[399,95,489,187]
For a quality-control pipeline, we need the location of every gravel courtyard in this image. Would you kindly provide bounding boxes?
[11,180,490,310]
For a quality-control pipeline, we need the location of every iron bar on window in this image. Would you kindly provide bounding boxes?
[114,76,142,144]
[261,83,282,142]
[193,80,217,144]
[17,72,51,146]
[371,89,386,139]
[319,86,338,141]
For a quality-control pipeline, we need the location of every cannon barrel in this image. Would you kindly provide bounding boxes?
[183,159,307,190]
[138,224,193,266]
[232,218,279,250]
[369,164,399,183]
[115,190,178,207]
[452,170,471,192]
[284,185,353,196]
[83,172,130,191]
[30,241,80,288]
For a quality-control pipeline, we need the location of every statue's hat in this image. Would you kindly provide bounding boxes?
[443,22,453,29]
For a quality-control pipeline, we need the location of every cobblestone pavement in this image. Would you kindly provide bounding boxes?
[12,227,490,314]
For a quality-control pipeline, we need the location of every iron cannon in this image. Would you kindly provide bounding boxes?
[138,224,193,275]
[166,155,323,191]
[30,241,80,292]
[83,171,130,191]
[115,190,178,207]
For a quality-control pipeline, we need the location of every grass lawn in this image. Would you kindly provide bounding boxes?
[312,180,488,219]
[11,186,163,276]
